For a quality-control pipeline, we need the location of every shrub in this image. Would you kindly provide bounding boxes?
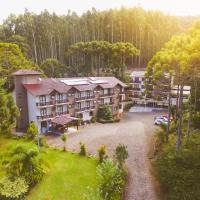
[35,135,46,147]
[124,102,134,111]
[2,144,45,185]
[79,142,87,156]
[27,121,38,140]
[83,187,102,200]
[155,134,200,200]
[192,112,200,129]
[97,145,106,163]
[96,159,125,200]
[115,144,128,167]
[91,117,96,123]
[98,105,113,121]
[0,177,28,200]
[61,134,67,151]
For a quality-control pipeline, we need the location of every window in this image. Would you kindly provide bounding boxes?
[89,111,93,116]
[86,101,90,108]
[57,93,63,101]
[39,95,46,103]
[100,99,104,105]
[119,104,122,109]
[40,108,47,116]
[57,105,63,114]
[75,102,81,109]
[86,91,90,97]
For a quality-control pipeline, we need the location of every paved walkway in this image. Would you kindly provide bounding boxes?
[46,112,161,200]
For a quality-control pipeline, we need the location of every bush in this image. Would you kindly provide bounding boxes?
[61,134,67,151]
[97,145,106,163]
[27,122,38,140]
[98,119,114,124]
[0,177,28,200]
[154,134,200,200]
[115,144,128,167]
[35,135,46,147]
[98,105,113,121]
[79,142,87,156]
[192,112,200,129]
[91,117,96,123]
[2,144,45,185]
[124,102,134,111]
[96,159,125,200]
[83,187,102,200]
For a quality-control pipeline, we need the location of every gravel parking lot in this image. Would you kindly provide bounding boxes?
[46,112,162,200]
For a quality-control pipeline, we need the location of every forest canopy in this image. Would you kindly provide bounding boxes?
[0,7,181,68]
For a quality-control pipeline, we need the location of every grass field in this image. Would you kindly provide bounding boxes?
[0,137,98,200]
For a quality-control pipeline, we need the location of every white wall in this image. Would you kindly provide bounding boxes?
[27,92,41,132]
[82,111,92,121]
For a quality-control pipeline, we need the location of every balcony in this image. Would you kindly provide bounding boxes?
[132,87,140,91]
[55,99,69,105]
[36,101,53,107]
[100,93,114,98]
[99,102,114,107]
[132,80,141,83]
[36,114,53,121]
[75,106,95,112]
[85,95,95,100]
[55,111,69,116]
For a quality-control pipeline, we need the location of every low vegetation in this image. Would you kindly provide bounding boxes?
[0,137,97,200]
[154,131,200,200]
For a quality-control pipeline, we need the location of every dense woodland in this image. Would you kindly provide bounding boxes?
[0,7,190,74]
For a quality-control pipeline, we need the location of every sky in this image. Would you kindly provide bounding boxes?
[0,0,200,23]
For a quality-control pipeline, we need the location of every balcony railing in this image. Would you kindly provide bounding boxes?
[37,114,53,120]
[75,95,95,101]
[100,93,114,97]
[75,106,95,112]
[36,101,53,107]
[132,87,140,91]
[55,111,69,116]
[55,99,69,104]
[132,80,141,83]
[99,102,114,106]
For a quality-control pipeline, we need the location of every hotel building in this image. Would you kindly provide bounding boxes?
[12,70,126,133]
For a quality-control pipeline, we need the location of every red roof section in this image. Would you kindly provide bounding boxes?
[12,70,42,76]
[23,76,126,96]
[51,115,75,126]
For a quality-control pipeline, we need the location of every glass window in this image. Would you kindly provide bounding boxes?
[39,95,46,103]
[57,105,63,114]
[40,108,47,116]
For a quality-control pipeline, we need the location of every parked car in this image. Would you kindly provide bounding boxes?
[154,116,168,125]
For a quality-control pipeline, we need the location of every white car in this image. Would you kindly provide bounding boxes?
[154,118,168,125]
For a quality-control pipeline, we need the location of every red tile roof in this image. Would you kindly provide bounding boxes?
[23,76,126,96]
[51,115,76,126]
[12,70,42,76]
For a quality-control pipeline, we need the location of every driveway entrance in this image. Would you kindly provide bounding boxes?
[46,112,161,200]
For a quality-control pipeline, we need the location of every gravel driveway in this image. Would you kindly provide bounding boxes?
[46,112,161,200]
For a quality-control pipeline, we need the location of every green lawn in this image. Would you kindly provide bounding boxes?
[0,137,98,200]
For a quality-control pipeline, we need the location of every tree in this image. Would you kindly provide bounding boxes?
[40,58,66,77]
[79,141,87,156]
[0,177,28,200]
[7,34,31,58]
[3,144,44,185]
[96,159,124,200]
[0,42,37,89]
[61,134,67,151]
[97,145,106,163]
[27,121,38,139]
[98,105,113,121]
[115,144,128,167]
[0,79,19,136]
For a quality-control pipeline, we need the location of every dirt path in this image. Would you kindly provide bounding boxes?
[46,112,161,200]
